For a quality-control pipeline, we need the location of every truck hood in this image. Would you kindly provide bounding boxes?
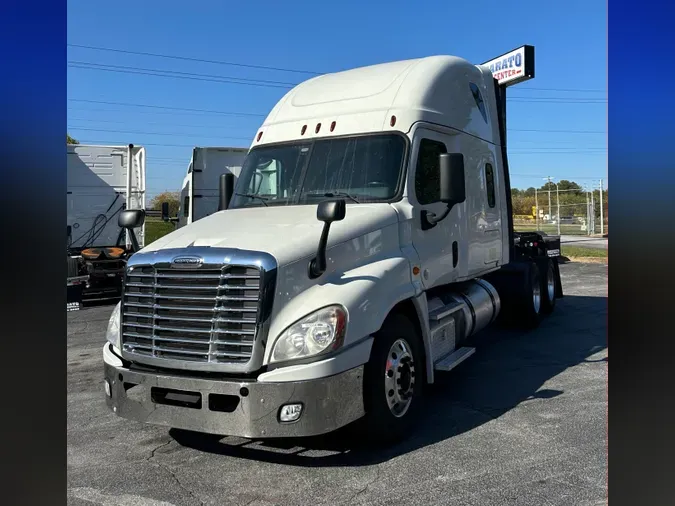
[143,204,400,266]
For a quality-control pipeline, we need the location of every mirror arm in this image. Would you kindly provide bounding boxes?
[421,203,454,231]
[128,230,140,253]
[308,221,332,279]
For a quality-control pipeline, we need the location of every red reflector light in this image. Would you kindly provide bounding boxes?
[533,242,538,247]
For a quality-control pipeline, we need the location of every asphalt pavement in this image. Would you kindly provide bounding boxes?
[67,262,608,506]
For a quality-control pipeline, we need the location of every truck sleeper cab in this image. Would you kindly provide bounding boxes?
[103,52,562,443]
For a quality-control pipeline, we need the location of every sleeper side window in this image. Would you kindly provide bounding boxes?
[415,139,448,205]
[470,83,488,123]
[485,163,496,208]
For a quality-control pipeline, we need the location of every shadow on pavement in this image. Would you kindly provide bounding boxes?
[171,294,607,467]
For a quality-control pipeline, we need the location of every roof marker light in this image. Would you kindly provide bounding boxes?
[256,131,263,142]
[301,125,307,135]
[390,115,397,127]
[315,123,321,134]
[330,121,336,132]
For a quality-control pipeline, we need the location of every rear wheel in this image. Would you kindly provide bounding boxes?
[363,313,424,444]
[540,259,557,314]
[518,261,543,329]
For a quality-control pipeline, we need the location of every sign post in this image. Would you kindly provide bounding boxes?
[481,45,535,147]
[480,45,535,241]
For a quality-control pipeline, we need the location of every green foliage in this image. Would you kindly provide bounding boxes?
[67,134,79,144]
[150,191,181,217]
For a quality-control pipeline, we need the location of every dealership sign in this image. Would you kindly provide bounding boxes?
[482,45,535,87]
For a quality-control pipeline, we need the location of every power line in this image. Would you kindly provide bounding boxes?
[514,87,606,93]
[68,126,253,140]
[68,61,607,102]
[68,99,266,117]
[68,61,294,89]
[68,117,255,129]
[509,128,605,134]
[68,44,608,97]
[67,43,323,75]
[511,173,607,180]
[68,99,606,134]
[78,139,247,148]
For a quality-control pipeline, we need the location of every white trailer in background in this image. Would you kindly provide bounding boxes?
[67,143,146,308]
[174,147,248,228]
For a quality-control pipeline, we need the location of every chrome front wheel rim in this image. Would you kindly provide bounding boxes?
[384,338,415,418]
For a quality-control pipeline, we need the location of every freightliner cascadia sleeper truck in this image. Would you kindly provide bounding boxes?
[103,46,563,443]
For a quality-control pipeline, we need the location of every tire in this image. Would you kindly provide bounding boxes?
[512,261,543,330]
[362,313,424,445]
[540,258,557,315]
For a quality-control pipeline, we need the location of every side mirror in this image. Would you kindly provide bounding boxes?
[161,202,170,221]
[439,153,466,204]
[118,209,145,252]
[309,199,346,279]
[421,153,466,231]
[317,199,346,223]
[218,173,235,211]
[118,209,145,229]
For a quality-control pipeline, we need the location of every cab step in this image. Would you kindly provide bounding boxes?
[434,346,476,372]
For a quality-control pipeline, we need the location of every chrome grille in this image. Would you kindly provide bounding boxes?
[121,264,262,365]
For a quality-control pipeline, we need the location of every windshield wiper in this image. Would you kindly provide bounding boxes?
[235,192,269,207]
[322,191,360,203]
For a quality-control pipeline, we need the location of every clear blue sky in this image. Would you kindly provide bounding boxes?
[67,0,607,201]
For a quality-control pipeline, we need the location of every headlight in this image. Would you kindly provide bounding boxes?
[270,305,347,364]
[106,301,122,350]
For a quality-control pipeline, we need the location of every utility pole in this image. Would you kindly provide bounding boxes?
[544,176,553,223]
[585,189,590,236]
[556,182,561,236]
[535,188,539,231]
[590,187,595,235]
[598,179,604,236]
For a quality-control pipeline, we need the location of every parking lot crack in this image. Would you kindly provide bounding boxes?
[147,440,206,506]
[347,466,381,503]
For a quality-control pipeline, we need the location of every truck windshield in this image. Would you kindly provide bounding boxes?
[229,133,406,208]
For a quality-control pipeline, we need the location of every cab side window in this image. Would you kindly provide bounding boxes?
[415,139,447,205]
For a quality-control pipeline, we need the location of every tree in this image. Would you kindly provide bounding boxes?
[150,191,181,216]
[67,134,79,144]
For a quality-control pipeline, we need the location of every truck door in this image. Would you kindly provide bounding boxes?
[409,128,467,289]
[177,173,192,228]
[192,148,248,223]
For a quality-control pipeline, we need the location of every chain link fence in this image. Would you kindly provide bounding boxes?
[512,184,607,237]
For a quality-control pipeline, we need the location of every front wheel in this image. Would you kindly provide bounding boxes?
[363,313,424,444]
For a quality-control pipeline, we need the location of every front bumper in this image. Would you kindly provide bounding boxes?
[103,345,365,438]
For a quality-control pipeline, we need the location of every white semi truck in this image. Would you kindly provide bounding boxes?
[168,146,248,228]
[67,143,146,309]
[104,46,562,442]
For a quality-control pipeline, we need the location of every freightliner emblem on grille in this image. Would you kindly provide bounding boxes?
[171,255,204,269]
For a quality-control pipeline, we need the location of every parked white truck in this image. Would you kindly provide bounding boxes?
[67,143,146,309]
[104,46,561,442]
[168,146,248,228]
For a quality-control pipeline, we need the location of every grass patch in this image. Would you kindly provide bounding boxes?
[561,245,608,263]
[514,223,589,236]
[145,218,175,245]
